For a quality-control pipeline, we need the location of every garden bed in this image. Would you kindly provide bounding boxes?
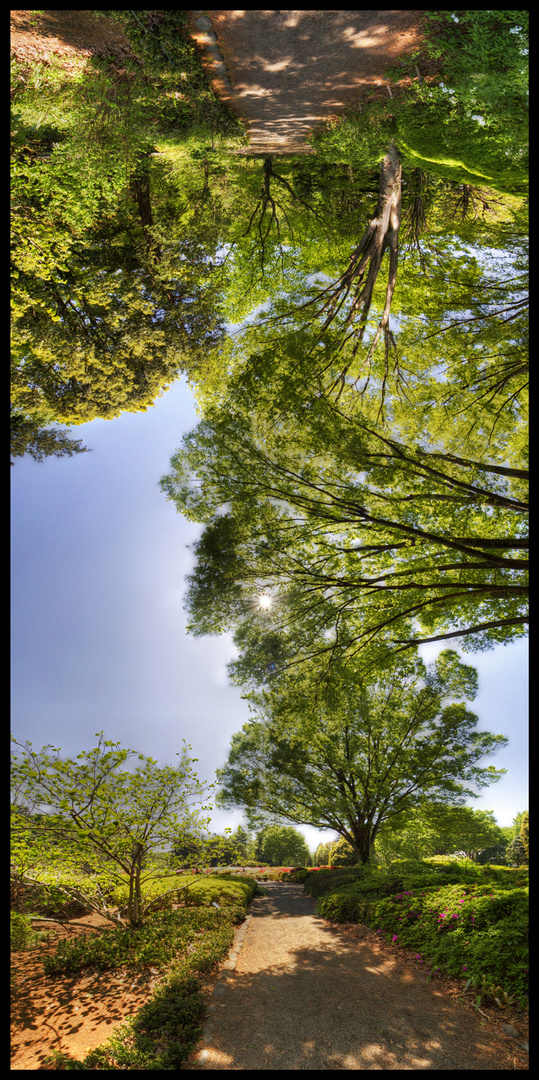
[11,912,164,1070]
[11,875,259,1070]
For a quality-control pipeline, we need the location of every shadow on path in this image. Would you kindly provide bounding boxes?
[194,882,518,1070]
[190,10,425,154]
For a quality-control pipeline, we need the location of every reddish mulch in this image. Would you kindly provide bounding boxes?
[10,913,163,1070]
[10,9,136,68]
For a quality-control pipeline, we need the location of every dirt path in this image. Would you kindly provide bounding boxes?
[189,882,526,1070]
[188,10,426,154]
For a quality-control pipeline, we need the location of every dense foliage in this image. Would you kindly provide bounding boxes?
[215,651,507,863]
[34,872,257,1071]
[160,12,527,676]
[10,10,528,1070]
[10,9,244,461]
[303,858,528,1007]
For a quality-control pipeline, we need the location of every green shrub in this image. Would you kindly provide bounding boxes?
[328,837,359,866]
[42,908,230,976]
[311,103,395,169]
[45,972,209,1070]
[308,861,528,1003]
[312,11,528,194]
[304,866,382,899]
[41,868,259,977]
[113,870,257,916]
[10,877,88,919]
[41,900,241,1070]
[93,10,243,139]
[11,910,36,951]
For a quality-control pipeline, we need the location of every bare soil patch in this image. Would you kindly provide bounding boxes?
[10,9,136,70]
[10,913,163,1070]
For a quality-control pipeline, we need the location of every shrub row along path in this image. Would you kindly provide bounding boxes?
[188,881,525,1070]
[188,9,426,154]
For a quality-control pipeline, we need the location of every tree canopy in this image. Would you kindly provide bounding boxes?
[11,12,527,882]
[375,802,505,863]
[161,370,527,675]
[255,824,311,867]
[161,102,527,676]
[215,651,507,863]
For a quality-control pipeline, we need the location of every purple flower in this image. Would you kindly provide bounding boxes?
[392,934,398,942]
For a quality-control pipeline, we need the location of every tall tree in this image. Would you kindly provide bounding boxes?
[215,651,507,864]
[10,410,91,465]
[256,824,311,867]
[329,837,358,866]
[273,141,402,400]
[11,191,226,426]
[505,836,527,866]
[11,66,228,435]
[314,840,333,867]
[519,809,529,861]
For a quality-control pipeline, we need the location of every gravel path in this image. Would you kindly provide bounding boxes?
[188,10,425,154]
[190,882,523,1070]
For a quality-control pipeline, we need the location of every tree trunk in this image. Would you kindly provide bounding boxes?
[295,141,402,405]
[130,154,163,265]
[128,843,144,928]
[351,823,375,864]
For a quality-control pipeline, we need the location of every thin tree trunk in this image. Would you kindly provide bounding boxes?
[129,843,144,928]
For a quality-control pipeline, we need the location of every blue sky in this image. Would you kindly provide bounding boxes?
[11,377,528,854]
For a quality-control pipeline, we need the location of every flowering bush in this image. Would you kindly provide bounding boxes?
[309,862,528,1004]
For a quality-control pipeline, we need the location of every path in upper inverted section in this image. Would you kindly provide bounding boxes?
[188,10,425,155]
